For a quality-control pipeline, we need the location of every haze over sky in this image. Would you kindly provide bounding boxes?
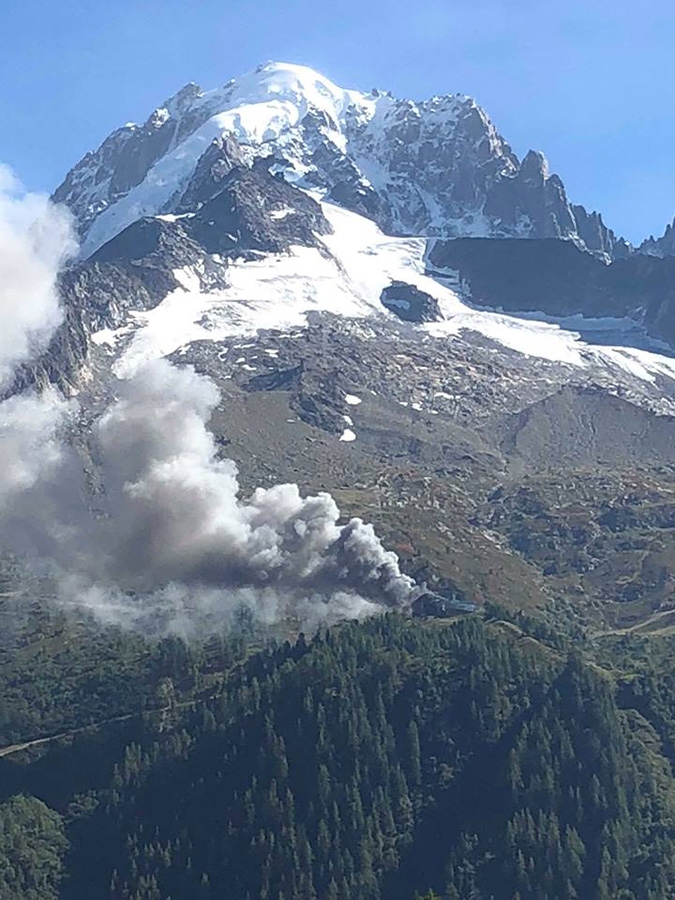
[2,0,673,244]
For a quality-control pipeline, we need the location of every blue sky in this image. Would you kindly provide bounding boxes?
[2,0,674,243]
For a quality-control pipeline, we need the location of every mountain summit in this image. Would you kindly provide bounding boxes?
[53,61,626,259]
[31,61,675,405]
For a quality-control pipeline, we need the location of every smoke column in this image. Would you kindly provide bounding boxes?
[0,166,416,635]
[0,166,75,502]
[48,359,414,634]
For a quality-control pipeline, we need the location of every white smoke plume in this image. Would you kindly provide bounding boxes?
[0,392,70,503]
[0,167,75,503]
[0,165,76,385]
[0,167,416,636]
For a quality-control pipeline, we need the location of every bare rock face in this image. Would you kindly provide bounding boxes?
[14,161,334,397]
[380,282,442,323]
[185,161,333,256]
[573,204,632,260]
[428,236,675,346]
[51,83,213,239]
[4,303,89,398]
[91,159,332,263]
[342,94,521,237]
[90,217,205,269]
[177,135,246,210]
[640,217,675,259]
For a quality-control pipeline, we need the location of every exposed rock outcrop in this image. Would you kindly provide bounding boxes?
[640,217,675,259]
[428,236,675,346]
[381,282,442,323]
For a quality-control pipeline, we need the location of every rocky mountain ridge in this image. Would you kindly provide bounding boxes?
[641,216,675,258]
[52,62,629,259]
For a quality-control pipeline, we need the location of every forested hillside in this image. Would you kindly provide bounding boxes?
[3,609,675,899]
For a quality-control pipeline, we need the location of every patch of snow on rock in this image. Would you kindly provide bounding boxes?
[339,428,357,442]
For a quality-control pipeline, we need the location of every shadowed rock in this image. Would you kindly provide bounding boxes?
[381,281,442,323]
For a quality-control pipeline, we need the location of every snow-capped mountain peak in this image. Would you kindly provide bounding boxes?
[205,61,366,120]
[52,61,625,259]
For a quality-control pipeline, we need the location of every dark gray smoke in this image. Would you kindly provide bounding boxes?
[94,361,412,600]
[51,360,414,633]
[0,169,415,635]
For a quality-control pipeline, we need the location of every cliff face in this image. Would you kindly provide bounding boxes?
[640,217,675,259]
[427,236,675,346]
